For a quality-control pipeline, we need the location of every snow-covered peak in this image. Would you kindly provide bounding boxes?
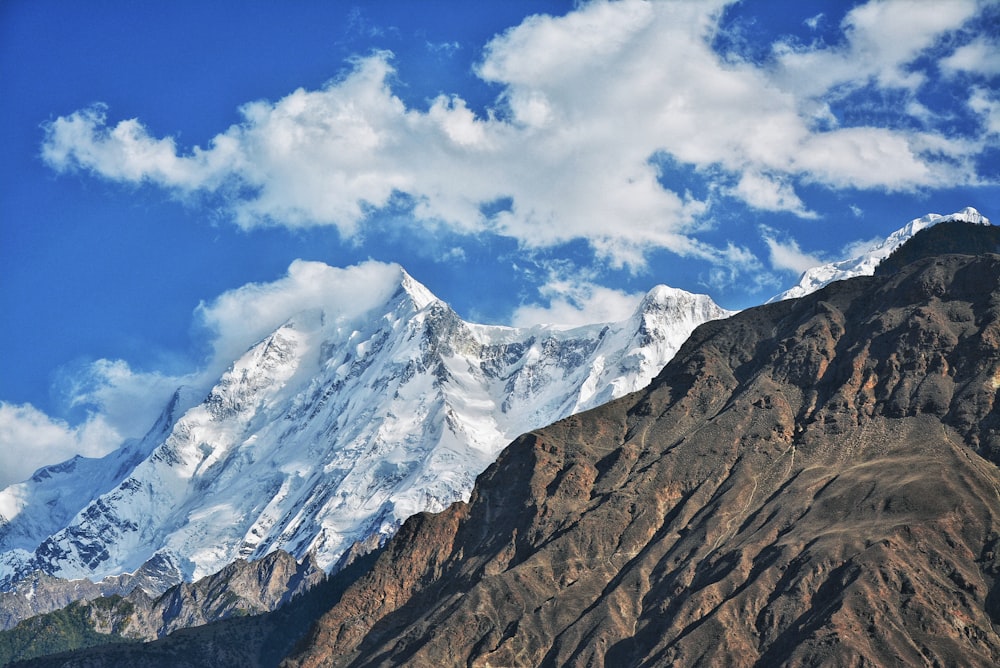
[637,284,732,319]
[398,268,439,311]
[0,270,731,589]
[769,207,991,303]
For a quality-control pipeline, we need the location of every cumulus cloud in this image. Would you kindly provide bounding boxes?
[511,262,645,329]
[730,171,816,217]
[773,0,979,95]
[0,403,119,488]
[941,37,1000,77]
[40,0,994,272]
[195,259,407,366]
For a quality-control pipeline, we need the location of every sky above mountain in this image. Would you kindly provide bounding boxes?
[1,0,998,486]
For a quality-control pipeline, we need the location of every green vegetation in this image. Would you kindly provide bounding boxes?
[0,550,380,667]
[0,598,137,666]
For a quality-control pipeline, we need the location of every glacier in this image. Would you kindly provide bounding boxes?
[5,206,988,595]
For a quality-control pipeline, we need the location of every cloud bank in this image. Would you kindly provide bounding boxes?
[41,0,998,272]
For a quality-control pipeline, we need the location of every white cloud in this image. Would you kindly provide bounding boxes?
[761,227,824,275]
[511,268,645,329]
[40,0,993,271]
[0,260,414,488]
[0,355,210,489]
[841,235,886,259]
[941,37,1000,77]
[804,13,824,30]
[969,88,1000,136]
[774,0,979,95]
[0,403,120,488]
[195,259,407,367]
[731,171,816,217]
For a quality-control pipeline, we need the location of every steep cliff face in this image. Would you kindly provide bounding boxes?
[285,251,1000,667]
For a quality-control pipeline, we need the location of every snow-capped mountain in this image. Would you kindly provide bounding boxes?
[0,267,731,589]
[769,207,990,303]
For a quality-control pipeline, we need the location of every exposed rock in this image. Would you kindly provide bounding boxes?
[0,553,183,631]
[122,549,324,640]
[284,251,1000,667]
[0,550,324,665]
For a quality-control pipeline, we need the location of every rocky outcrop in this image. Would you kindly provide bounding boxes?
[0,552,183,631]
[0,550,324,665]
[285,250,1000,667]
[121,549,324,640]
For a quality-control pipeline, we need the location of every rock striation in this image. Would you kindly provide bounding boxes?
[285,244,1000,667]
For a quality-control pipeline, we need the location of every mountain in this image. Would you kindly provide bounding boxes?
[0,265,731,626]
[0,550,323,665]
[276,238,1000,666]
[769,206,990,302]
[0,550,378,668]
[8,218,1000,667]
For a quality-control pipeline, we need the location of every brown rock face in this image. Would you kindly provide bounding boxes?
[285,253,1000,667]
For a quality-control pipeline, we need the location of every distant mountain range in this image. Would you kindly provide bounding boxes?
[0,207,994,664]
[9,211,1000,667]
[0,265,731,625]
[769,206,989,302]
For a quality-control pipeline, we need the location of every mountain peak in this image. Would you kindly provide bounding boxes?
[769,206,992,303]
[282,250,1000,668]
[0,265,730,595]
[397,267,438,311]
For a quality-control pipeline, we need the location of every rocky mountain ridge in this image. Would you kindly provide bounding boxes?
[0,266,731,628]
[15,222,1000,667]
[280,244,1000,667]
[769,206,989,302]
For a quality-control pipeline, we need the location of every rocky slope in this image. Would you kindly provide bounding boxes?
[0,264,730,627]
[0,550,323,665]
[2,551,377,668]
[281,243,1000,666]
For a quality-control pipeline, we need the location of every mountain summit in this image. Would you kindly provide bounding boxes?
[770,206,990,302]
[284,233,1000,668]
[0,266,731,600]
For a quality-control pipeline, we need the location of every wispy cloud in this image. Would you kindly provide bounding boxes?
[510,261,646,328]
[941,37,1000,77]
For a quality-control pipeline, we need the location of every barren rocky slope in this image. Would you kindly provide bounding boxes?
[285,248,1000,667]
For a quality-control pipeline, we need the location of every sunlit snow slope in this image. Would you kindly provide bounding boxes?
[0,265,731,586]
[769,207,990,303]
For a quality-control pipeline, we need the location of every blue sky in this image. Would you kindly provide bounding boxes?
[1,0,998,486]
